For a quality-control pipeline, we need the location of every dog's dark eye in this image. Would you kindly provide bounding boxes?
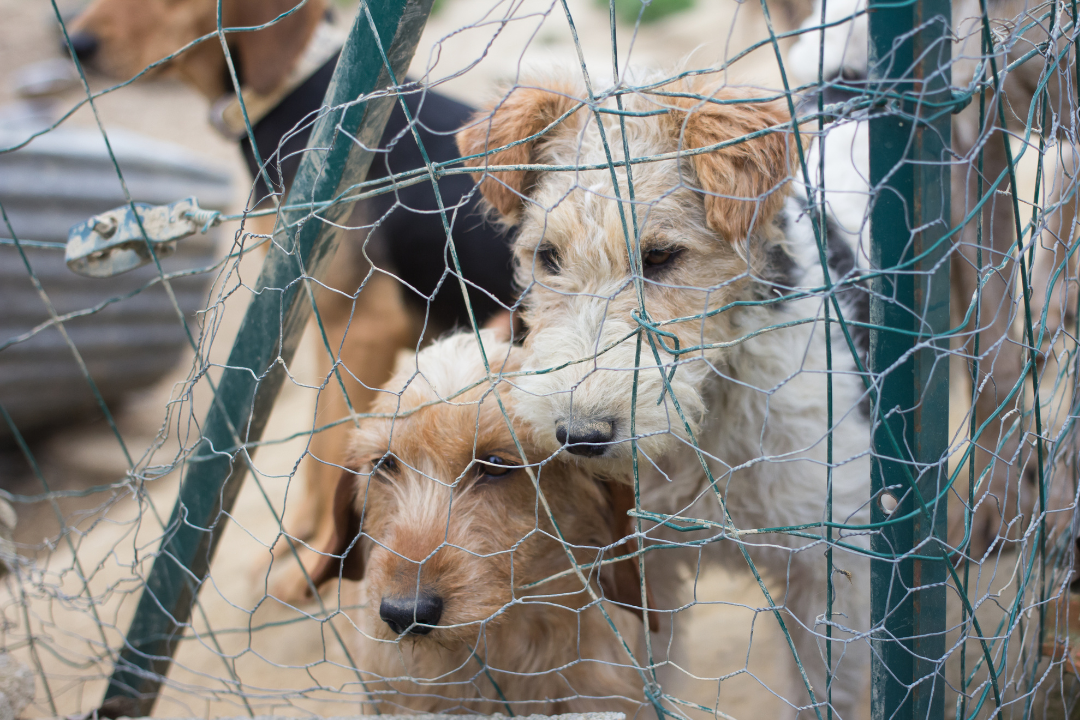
[477,455,517,481]
[374,455,397,481]
[644,249,673,265]
[642,247,681,275]
[535,244,560,275]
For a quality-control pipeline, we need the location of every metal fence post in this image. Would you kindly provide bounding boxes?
[868,0,952,718]
[99,0,435,714]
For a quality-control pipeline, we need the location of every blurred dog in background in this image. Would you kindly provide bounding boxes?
[67,0,517,596]
[784,0,1080,559]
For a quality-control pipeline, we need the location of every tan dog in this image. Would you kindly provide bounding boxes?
[68,0,516,600]
[68,0,325,99]
[310,331,652,715]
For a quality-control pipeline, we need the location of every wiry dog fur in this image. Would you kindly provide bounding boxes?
[311,331,651,716]
[457,75,873,718]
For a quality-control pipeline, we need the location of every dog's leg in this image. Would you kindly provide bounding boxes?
[948,29,1074,559]
[784,550,871,720]
[949,161,1028,561]
[289,277,412,538]
[948,76,1035,559]
[1027,139,1078,335]
[274,232,416,601]
[1024,142,1079,545]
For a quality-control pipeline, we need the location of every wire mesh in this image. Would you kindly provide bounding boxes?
[0,0,1078,718]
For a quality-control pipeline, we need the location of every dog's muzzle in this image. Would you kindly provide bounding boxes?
[555,417,617,457]
[379,593,443,636]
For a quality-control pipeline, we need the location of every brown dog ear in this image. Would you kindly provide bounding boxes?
[225,0,326,95]
[306,467,365,595]
[666,86,793,243]
[456,80,584,222]
[598,482,659,632]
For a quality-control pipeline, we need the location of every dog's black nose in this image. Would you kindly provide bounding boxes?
[380,594,443,635]
[66,32,98,62]
[555,418,616,457]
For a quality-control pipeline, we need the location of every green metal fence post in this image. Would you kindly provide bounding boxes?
[868,0,952,718]
[99,0,435,714]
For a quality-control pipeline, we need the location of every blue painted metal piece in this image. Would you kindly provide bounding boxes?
[867,1,952,719]
[100,0,435,714]
[65,197,219,278]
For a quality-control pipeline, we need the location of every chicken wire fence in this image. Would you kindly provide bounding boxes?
[1,0,1079,718]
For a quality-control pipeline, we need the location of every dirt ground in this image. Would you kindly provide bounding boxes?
[1,1,1068,719]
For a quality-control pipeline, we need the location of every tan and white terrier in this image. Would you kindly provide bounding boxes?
[310,331,654,716]
[457,73,874,718]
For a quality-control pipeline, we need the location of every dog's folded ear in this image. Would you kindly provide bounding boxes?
[456,80,584,223]
[306,467,365,597]
[225,0,326,96]
[599,482,660,632]
[665,86,794,244]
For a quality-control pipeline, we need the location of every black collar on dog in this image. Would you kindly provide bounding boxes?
[234,52,340,205]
